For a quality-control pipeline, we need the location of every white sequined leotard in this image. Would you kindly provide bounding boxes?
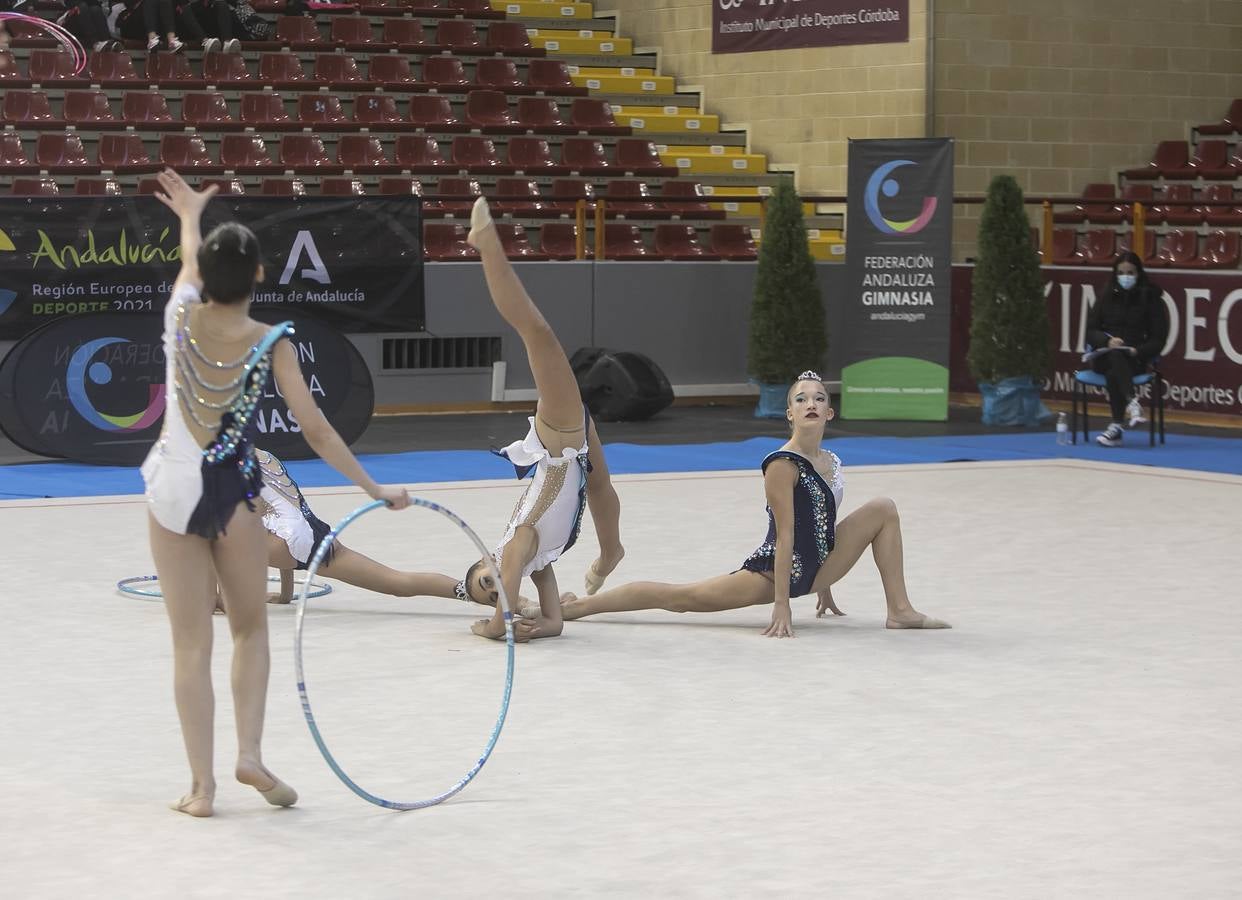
[141,283,292,537]
[256,449,335,570]
[492,412,592,578]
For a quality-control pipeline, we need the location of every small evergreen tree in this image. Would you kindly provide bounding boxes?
[747,179,827,384]
[967,175,1050,384]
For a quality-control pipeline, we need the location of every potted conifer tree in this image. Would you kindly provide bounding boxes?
[747,179,827,418]
[968,175,1052,426]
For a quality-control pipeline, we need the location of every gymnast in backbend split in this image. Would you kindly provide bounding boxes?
[458,197,625,643]
[560,372,950,637]
[143,170,409,818]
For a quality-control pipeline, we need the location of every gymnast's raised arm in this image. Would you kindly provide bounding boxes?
[153,169,218,296]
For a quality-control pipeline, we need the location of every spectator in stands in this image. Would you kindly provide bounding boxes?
[117,0,218,54]
[58,1,123,53]
[189,0,243,52]
[1085,251,1169,447]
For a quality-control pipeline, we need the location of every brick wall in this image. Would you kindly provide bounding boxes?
[934,0,1242,259]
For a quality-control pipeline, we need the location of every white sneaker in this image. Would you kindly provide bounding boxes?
[147,34,160,52]
[223,38,241,53]
[202,38,221,54]
[168,37,185,53]
[1096,423,1124,447]
[1126,397,1147,427]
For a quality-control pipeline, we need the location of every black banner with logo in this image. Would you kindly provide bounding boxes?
[841,138,954,420]
[0,196,424,341]
[0,311,374,465]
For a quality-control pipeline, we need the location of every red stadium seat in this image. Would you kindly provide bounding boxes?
[474,58,524,90]
[451,136,513,173]
[409,95,464,130]
[370,55,420,88]
[1050,228,1083,265]
[1117,230,1157,264]
[1202,184,1242,226]
[63,90,116,126]
[436,20,481,51]
[240,93,290,126]
[539,223,585,260]
[432,176,482,215]
[204,53,254,84]
[394,135,450,172]
[0,51,19,82]
[616,139,676,176]
[423,57,469,89]
[654,224,718,260]
[160,134,219,171]
[528,59,580,93]
[606,180,668,218]
[337,135,395,170]
[494,223,547,259]
[494,178,554,217]
[354,94,402,125]
[75,177,123,196]
[123,92,174,126]
[29,49,82,83]
[258,53,308,88]
[87,51,139,86]
[378,176,425,197]
[1124,141,1188,180]
[10,177,59,196]
[447,0,495,12]
[1157,184,1202,226]
[486,22,536,54]
[330,17,377,48]
[146,53,201,85]
[1118,183,1155,223]
[298,93,348,125]
[604,223,654,259]
[280,135,340,172]
[507,136,565,173]
[382,20,432,50]
[182,92,236,126]
[98,133,155,173]
[220,134,280,173]
[1197,98,1242,135]
[1150,229,1198,267]
[423,223,478,260]
[465,90,519,130]
[561,137,612,175]
[314,55,368,87]
[1187,140,1237,179]
[202,177,247,195]
[1080,229,1117,266]
[516,97,572,133]
[275,15,322,49]
[662,181,725,219]
[710,224,758,260]
[321,177,368,196]
[570,98,624,134]
[0,134,33,172]
[1191,230,1241,268]
[262,178,307,196]
[2,90,57,126]
[550,178,595,214]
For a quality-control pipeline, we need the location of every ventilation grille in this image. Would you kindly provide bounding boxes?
[381,336,503,371]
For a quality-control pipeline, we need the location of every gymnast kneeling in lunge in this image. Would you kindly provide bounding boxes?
[561,372,950,637]
[255,448,506,608]
[459,197,625,642]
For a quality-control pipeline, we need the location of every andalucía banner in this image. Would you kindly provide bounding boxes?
[0,196,424,341]
[841,138,954,420]
[713,0,909,54]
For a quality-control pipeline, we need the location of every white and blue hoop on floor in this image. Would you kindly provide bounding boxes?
[117,574,332,601]
[294,496,515,811]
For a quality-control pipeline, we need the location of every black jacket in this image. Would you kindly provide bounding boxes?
[1085,281,1168,362]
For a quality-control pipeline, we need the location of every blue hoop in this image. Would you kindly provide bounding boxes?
[295,497,514,811]
[117,574,333,601]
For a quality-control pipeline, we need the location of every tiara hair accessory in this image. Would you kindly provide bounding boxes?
[797,370,824,382]
[454,580,469,602]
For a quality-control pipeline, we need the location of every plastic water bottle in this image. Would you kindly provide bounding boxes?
[1056,412,1069,446]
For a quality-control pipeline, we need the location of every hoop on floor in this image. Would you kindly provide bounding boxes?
[117,574,333,601]
[295,497,515,811]
[0,13,88,75]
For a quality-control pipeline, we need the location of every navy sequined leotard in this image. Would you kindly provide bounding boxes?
[740,449,844,597]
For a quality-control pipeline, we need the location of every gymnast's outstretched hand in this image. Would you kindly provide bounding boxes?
[373,485,410,510]
[816,587,845,617]
[153,168,218,217]
[762,602,795,638]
